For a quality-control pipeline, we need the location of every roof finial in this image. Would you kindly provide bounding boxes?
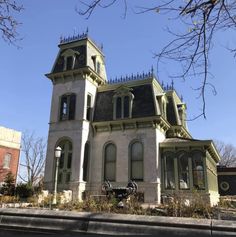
[86,27,89,35]
[101,43,103,51]
[171,79,174,89]
[151,65,154,76]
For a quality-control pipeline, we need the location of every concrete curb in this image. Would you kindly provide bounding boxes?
[0,208,235,236]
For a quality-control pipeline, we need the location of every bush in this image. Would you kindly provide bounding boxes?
[15,183,33,199]
[164,193,213,218]
[0,195,19,203]
[0,172,15,196]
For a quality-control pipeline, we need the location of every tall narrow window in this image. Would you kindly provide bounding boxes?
[163,152,175,189]
[86,94,92,121]
[60,94,76,121]
[104,143,116,181]
[192,151,205,190]
[178,151,190,189]
[83,142,90,182]
[123,96,130,118]
[130,141,143,181]
[116,97,122,119]
[113,88,134,120]
[56,140,73,187]
[3,153,11,169]
[66,56,73,70]
[97,62,101,74]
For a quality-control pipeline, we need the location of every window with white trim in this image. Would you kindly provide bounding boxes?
[130,141,143,181]
[3,153,11,169]
[59,94,76,121]
[178,151,190,189]
[113,87,134,120]
[56,140,73,186]
[192,151,205,190]
[163,152,175,190]
[104,143,116,181]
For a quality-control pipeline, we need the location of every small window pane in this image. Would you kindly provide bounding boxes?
[67,152,72,169]
[178,152,190,189]
[66,173,71,183]
[116,97,122,119]
[60,96,68,120]
[192,151,205,190]
[66,56,73,70]
[83,143,90,181]
[131,142,143,161]
[105,144,116,162]
[58,172,63,184]
[105,162,116,181]
[97,62,101,74]
[59,153,64,169]
[131,142,143,180]
[69,94,76,120]
[104,144,116,181]
[87,94,92,121]
[131,161,143,180]
[124,96,129,118]
[163,153,175,189]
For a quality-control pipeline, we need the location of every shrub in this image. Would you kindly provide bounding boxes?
[0,195,19,203]
[0,172,15,196]
[165,193,213,218]
[15,183,33,199]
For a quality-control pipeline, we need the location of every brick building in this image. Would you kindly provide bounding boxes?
[0,126,21,185]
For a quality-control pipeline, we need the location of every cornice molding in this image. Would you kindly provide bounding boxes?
[45,66,106,86]
[92,116,170,134]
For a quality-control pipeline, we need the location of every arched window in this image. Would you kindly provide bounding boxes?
[178,151,190,189]
[104,143,116,181]
[113,87,134,120]
[162,152,175,189]
[130,141,143,181]
[192,150,205,190]
[56,139,73,186]
[59,94,76,121]
[83,142,90,182]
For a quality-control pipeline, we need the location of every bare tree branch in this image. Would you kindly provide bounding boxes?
[76,0,236,119]
[215,140,236,167]
[0,0,23,45]
[19,131,46,187]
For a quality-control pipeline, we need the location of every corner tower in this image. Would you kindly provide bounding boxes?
[44,32,107,200]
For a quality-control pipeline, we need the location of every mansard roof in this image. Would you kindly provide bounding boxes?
[93,83,156,122]
[93,73,187,128]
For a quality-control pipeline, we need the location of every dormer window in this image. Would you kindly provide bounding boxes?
[61,49,79,71]
[66,56,73,70]
[177,103,187,127]
[113,86,134,120]
[59,94,76,121]
[91,55,101,75]
[156,94,167,119]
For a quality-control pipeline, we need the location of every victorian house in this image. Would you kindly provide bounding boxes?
[44,33,220,205]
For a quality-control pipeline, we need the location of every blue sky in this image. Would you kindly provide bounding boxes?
[1,0,236,147]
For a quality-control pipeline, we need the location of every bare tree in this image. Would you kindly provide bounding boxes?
[0,0,23,44]
[77,0,236,119]
[19,132,46,187]
[215,140,236,167]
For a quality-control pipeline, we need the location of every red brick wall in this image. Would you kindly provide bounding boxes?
[0,145,20,184]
